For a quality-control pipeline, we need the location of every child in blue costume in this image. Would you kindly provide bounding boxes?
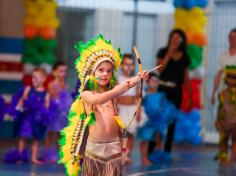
[138,73,173,165]
[4,67,50,164]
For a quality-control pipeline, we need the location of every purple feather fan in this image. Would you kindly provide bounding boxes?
[7,86,25,120]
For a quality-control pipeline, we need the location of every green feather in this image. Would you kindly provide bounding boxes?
[88,111,96,125]
[109,75,116,89]
[80,112,86,120]
[94,81,98,91]
[68,110,76,119]
[88,78,93,90]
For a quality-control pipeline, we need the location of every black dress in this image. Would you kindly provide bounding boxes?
[157,48,190,152]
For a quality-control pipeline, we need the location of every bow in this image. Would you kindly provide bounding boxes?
[127,46,143,129]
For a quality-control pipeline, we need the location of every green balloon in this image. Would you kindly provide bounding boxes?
[41,51,56,65]
[187,44,203,70]
[24,39,35,48]
[31,37,45,49]
[21,56,32,63]
[33,54,45,65]
[23,38,57,65]
[44,39,57,50]
[24,46,38,56]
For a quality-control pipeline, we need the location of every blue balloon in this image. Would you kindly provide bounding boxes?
[173,0,208,9]
[173,0,183,7]
[183,0,196,9]
[174,132,184,143]
[193,123,201,133]
[197,0,208,8]
[189,109,201,122]
[191,135,202,145]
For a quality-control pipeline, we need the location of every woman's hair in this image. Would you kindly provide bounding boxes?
[167,29,187,53]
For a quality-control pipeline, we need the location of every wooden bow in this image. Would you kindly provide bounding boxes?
[127,46,143,129]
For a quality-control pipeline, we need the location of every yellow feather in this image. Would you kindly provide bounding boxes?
[114,115,126,129]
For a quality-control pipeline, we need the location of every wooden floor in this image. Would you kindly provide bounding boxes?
[0,141,235,176]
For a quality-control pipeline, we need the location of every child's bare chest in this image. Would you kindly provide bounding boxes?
[95,100,114,114]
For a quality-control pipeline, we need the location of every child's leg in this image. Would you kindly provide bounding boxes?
[140,141,152,165]
[155,133,163,150]
[32,139,43,164]
[218,129,229,165]
[18,137,26,153]
[45,131,54,148]
[128,134,134,152]
[228,128,236,164]
[123,134,134,165]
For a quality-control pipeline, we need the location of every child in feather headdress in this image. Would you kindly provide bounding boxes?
[58,35,149,176]
[215,66,236,166]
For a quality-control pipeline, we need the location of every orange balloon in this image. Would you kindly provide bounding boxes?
[24,25,38,38]
[186,32,193,44]
[39,26,56,39]
[192,33,207,46]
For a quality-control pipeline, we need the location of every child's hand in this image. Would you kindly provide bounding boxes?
[17,98,24,108]
[137,70,149,80]
[136,108,141,122]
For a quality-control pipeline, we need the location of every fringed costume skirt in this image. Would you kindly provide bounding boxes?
[82,136,123,176]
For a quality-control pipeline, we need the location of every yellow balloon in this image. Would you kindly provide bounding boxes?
[174,8,186,19]
[191,7,204,17]
[34,18,45,28]
[48,18,60,29]
[24,17,34,26]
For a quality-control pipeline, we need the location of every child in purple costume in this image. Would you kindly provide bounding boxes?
[5,68,50,164]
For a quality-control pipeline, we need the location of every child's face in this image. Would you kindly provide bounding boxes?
[226,76,236,87]
[95,61,113,87]
[32,71,46,88]
[121,57,135,76]
[147,76,158,89]
[229,31,236,47]
[54,65,67,81]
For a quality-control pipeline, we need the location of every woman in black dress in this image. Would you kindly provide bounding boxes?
[157,29,192,153]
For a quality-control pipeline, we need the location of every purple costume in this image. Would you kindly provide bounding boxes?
[13,87,49,140]
[48,83,72,132]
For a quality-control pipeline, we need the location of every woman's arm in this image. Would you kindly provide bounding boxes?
[157,54,171,73]
[157,44,175,73]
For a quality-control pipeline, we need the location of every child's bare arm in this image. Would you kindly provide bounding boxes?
[17,86,31,108]
[44,93,50,108]
[81,81,130,104]
[81,75,144,104]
